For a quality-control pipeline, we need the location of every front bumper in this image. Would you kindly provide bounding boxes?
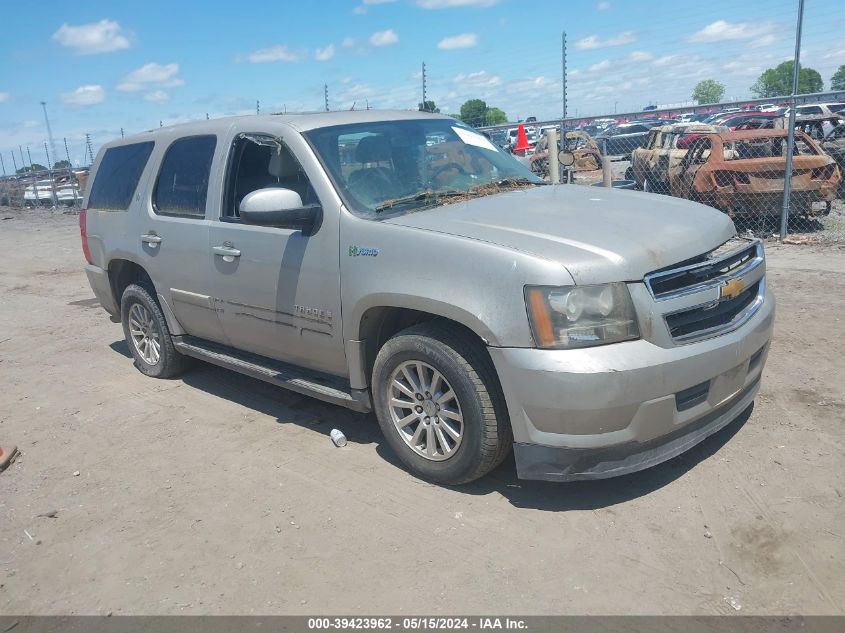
[489,287,774,481]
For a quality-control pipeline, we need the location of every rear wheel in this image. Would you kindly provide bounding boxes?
[120,283,190,378]
[372,322,512,485]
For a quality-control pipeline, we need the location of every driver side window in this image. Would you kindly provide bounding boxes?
[222,134,316,219]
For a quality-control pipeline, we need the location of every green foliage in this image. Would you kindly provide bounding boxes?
[751,61,824,98]
[832,65,845,91]
[16,163,47,173]
[53,160,71,169]
[486,107,508,125]
[691,79,726,104]
[459,99,509,126]
[418,100,440,113]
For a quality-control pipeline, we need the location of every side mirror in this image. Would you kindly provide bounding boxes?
[239,188,321,234]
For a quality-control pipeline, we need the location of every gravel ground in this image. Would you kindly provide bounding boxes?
[0,205,843,616]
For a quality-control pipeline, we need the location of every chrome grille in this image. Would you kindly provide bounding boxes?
[644,237,766,344]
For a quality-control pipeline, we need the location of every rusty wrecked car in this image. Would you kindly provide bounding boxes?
[529,130,601,179]
[630,123,727,194]
[667,129,841,218]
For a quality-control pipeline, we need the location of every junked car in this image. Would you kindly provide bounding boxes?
[630,123,727,193]
[529,130,601,178]
[81,110,774,484]
[668,129,841,218]
[821,123,845,197]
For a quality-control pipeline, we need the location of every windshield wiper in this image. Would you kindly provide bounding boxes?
[375,189,469,213]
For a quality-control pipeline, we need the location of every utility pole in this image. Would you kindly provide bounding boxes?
[0,152,5,176]
[561,31,567,123]
[85,134,95,165]
[120,128,124,138]
[780,0,805,241]
[26,147,33,169]
[40,101,58,171]
[43,142,51,169]
[421,61,427,111]
[64,137,79,206]
[324,84,329,112]
[256,100,260,115]
[19,146,25,169]
[11,151,17,173]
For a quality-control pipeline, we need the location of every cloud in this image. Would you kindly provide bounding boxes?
[245,45,301,63]
[627,50,652,62]
[417,0,497,8]
[315,44,336,61]
[369,29,399,46]
[597,1,610,10]
[589,59,611,72]
[574,31,636,50]
[437,33,478,49]
[117,63,184,92]
[342,37,356,48]
[52,19,130,55]
[688,20,774,43]
[651,55,676,67]
[144,90,169,104]
[453,70,501,88]
[355,0,397,12]
[61,85,106,105]
[0,92,8,102]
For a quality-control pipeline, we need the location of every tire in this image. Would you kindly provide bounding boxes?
[371,321,512,485]
[120,283,190,379]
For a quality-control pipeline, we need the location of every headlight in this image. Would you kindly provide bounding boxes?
[525,283,640,349]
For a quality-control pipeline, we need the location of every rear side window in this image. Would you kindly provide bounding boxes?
[87,141,154,210]
[153,135,217,217]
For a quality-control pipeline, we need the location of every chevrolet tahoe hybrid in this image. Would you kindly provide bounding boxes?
[81,111,774,484]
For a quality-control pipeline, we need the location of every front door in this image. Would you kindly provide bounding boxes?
[206,127,346,377]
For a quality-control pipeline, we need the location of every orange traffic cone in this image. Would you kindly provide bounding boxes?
[0,445,18,472]
[512,123,532,155]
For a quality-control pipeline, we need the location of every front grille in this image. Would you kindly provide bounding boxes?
[646,238,758,298]
[666,280,761,340]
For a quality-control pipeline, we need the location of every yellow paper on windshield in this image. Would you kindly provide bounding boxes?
[452,126,497,152]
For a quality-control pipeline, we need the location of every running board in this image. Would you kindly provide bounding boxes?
[173,336,371,412]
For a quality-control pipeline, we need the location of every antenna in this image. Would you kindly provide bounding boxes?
[0,152,5,176]
[26,146,33,168]
[256,100,260,115]
[324,84,330,112]
[120,128,125,138]
[421,62,427,111]
[19,146,25,169]
[63,137,72,167]
[40,101,59,170]
[44,142,51,169]
[11,151,17,173]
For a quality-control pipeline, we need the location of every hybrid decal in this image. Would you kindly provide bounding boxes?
[348,245,380,257]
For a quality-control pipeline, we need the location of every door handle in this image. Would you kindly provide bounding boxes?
[141,233,162,247]
[212,245,241,258]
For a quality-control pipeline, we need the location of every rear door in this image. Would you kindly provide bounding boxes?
[206,124,346,377]
[135,134,228,343]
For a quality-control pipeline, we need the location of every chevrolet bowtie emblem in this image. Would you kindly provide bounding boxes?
[720,278,745,300]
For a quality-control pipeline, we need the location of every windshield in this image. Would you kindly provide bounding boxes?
[304,118,542,217]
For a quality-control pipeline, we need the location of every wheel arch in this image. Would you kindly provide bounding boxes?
[352,297,496,390]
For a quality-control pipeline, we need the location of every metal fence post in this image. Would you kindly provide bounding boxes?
[780,0,805,241]
[547,128,560,184]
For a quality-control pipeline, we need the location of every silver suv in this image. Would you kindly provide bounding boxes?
[81,111,774,484]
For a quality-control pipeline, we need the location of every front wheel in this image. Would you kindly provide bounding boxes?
[372,322,512,485]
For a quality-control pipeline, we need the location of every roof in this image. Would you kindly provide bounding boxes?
[135,110,451,138]
[698,129,808,141]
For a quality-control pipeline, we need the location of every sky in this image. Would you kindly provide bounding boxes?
[1,0,843,168]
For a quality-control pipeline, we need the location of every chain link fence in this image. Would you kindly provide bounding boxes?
[486,94,845,244]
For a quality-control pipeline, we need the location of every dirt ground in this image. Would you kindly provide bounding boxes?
[0,206,843,616]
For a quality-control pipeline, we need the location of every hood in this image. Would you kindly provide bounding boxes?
[385,184,735,285]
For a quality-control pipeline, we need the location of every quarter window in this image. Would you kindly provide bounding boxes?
[153,135,217,217]
[87,141,154,211]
